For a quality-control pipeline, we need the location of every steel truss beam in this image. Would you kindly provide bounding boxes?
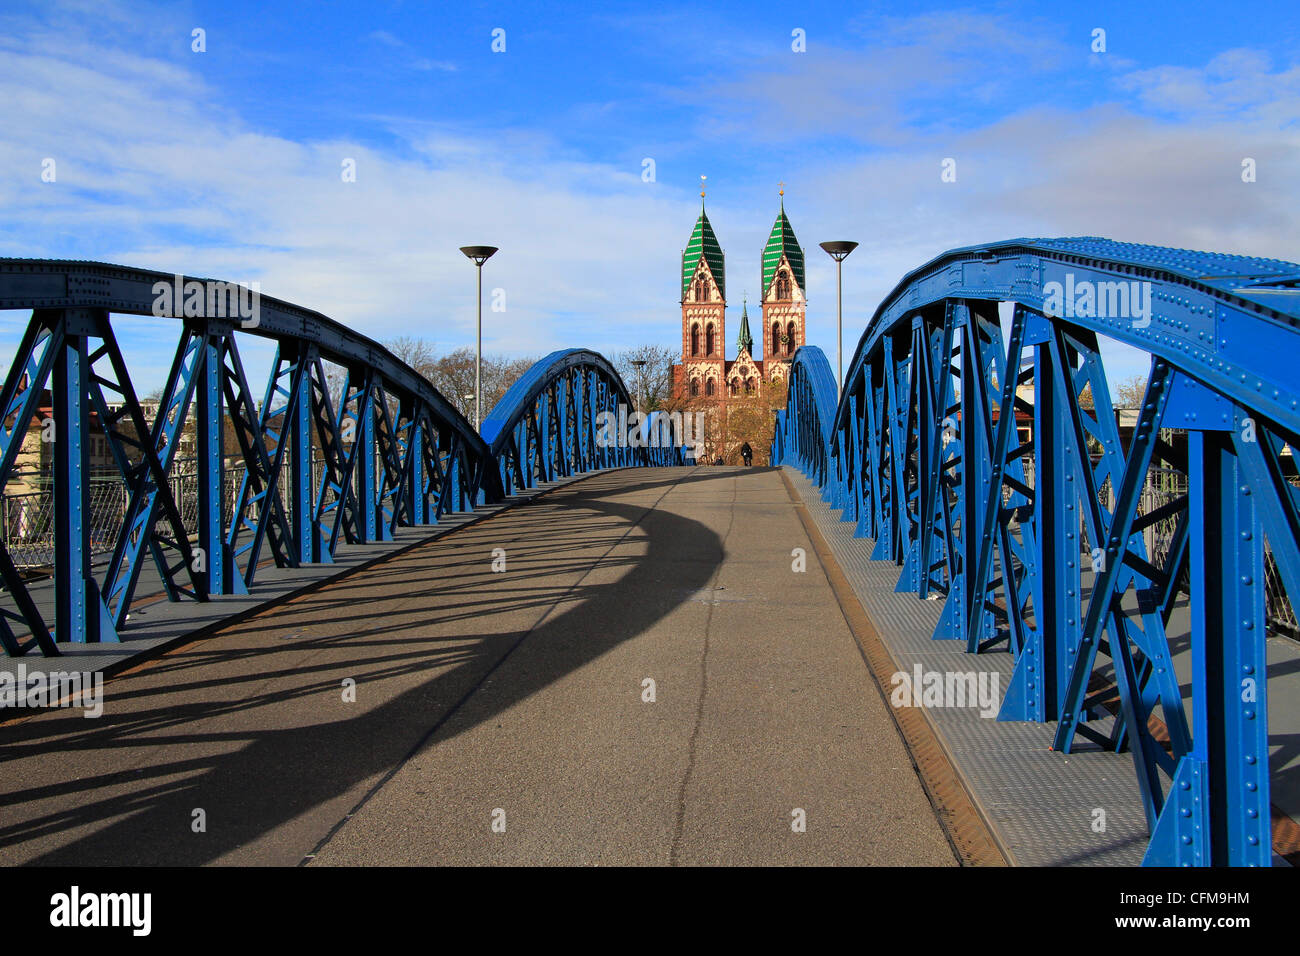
[773,237,1300,866]
[0,266,680,662]
[482,348,687,496]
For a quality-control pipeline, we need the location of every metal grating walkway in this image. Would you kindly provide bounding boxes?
[785,465,1149,866]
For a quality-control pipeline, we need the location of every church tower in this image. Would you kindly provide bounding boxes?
[679,190,726,399]
[760,187,806,380]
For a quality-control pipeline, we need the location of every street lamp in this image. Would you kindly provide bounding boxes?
[630,359,646,411]
[459,245,498,430]
[819,240,858,396]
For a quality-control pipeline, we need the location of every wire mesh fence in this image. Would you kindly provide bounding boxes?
[0,456,330,572]
[1000,452,1295,640]
[5,444,1296,638]
[0,474,128,567]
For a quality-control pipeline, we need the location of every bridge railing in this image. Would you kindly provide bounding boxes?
[773,237,1300,867]
[481,348,688,496]
[770,345,838,496]
[0,260,681,659]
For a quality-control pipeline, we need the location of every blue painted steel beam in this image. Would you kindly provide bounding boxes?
[52,311,118,645]
[1,263,645,659]
[290,344,315,564]
[772,237,1300,867]
[197,325,244,595]
[482,348,686,494]
[96,315,207,626]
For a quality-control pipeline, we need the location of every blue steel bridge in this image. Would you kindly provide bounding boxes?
[0,240,1297,868]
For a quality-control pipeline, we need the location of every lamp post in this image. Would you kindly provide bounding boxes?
[819,241,858,396]
[459,245,498,430]
[630,359,646,411]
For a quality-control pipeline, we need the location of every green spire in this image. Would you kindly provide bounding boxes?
[761,201,804,298]
[736,296,753,355]
[682,206,725,301]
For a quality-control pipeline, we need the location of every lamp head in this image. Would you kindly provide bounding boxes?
[819,240,858,261]
[460,245,499,265]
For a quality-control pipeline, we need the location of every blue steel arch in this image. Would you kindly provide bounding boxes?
[770,345,837,493]
[482,348,687,496]
[0,261,678,661]
[774,237,1300,867]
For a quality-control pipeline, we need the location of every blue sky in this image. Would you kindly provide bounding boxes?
[2,0,1299,393]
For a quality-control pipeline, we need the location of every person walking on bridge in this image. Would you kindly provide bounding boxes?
[740,442,753,467]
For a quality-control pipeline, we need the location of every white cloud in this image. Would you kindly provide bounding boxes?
[1118,48,1300,124]
[0,16,693,390]
[780,100,1300,386]
[368,27,456,71]
[2,6,1298,403]
[412,59,457,73]
[690,9,1073,146]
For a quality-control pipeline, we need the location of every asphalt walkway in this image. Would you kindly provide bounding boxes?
[0,467,954,866]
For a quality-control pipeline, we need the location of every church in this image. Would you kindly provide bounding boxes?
[671,189,807,404]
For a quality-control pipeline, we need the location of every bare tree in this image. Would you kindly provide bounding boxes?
[1114,374,1148,409]
[485,356,536,413]
[419,346,537,423]
[386,336,439,384]
[719,377,788,465]
[613,344,676,412]
[425,346,476,417]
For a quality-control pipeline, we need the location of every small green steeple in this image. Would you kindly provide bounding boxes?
[736,296,753,355]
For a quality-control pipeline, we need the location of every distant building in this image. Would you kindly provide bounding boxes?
[671,193,807,402]
[1,389,198,561]
[6,390,129,493]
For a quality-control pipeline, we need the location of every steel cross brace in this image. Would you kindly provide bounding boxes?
[1147,391,1272,866]
[314,369,368,555]
[0,315,72,653]
[1050,351,1191,833]
[0,320,60,654]
[225,342,298,587]
[904,307,954,601]
[193,324,246,596]
[939,301,1014,651]
[95,314,207,629]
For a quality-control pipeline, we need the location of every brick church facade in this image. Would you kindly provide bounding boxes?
[671,195,807,410]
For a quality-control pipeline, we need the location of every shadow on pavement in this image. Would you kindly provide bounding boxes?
[0,468,733,865]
